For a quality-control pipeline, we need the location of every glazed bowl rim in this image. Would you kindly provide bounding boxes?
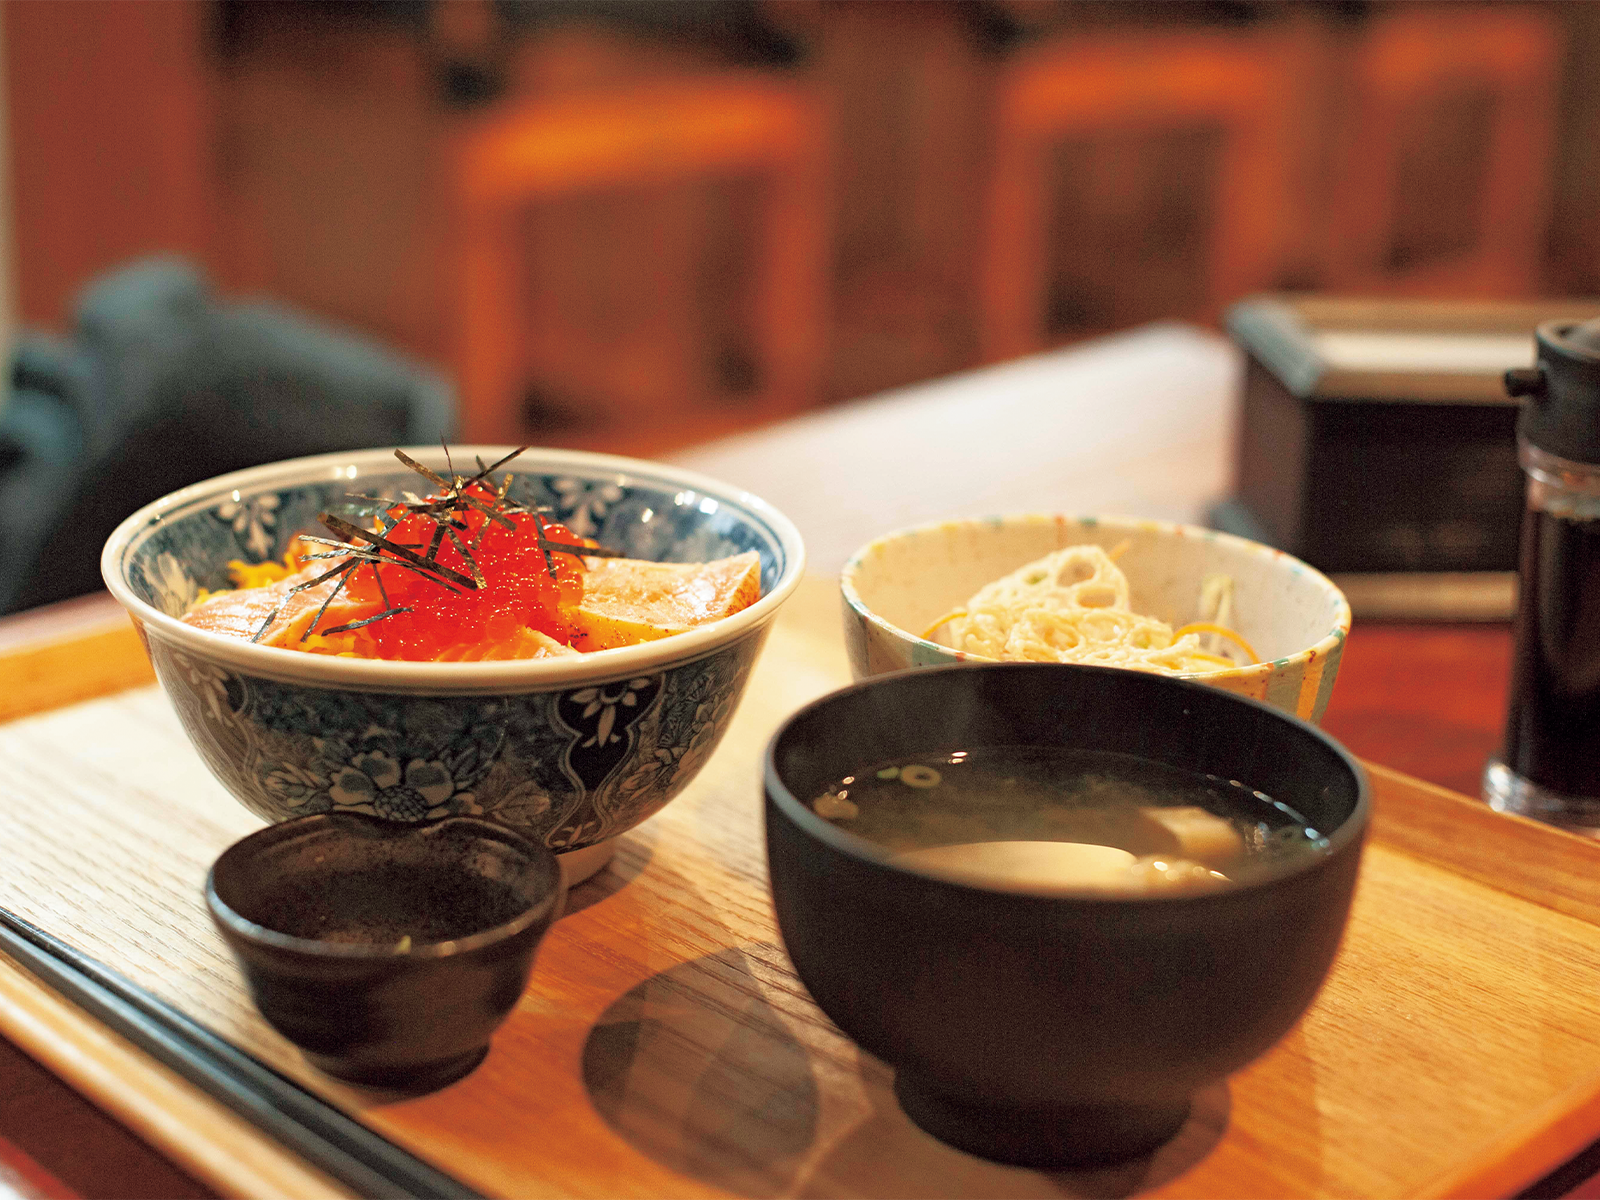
[205,813,564,959]
[764,660,1371,904]
[102,444,806,688]
[838,512,1351,685]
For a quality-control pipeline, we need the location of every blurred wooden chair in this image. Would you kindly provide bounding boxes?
[448,76,829,445]
[977,24,1308,364]
[1318,4,1562,298]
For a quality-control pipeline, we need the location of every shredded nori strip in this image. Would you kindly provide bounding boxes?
[540,538,624,559]
[465,447,528,489]
[393,448,452,492]
[299,565,358,643]
[443,524,487,588]
[320,607,412,636]
[286,559,361,593]
[452,488,518,530]
[528,509,558,577]
[250,445,617,644]
[249,609,278,644]
[423,517,449,566]
[372,556,394,612]
[247,559,360,643]
[318,512,478,590]
[394,449,515,530]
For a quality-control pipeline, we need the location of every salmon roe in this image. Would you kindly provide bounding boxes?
[338,482,589,661]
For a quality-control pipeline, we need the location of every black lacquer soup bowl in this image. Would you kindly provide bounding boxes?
[764,661,1368,1168]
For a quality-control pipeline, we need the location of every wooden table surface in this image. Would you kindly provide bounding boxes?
[0,323,1559,1198]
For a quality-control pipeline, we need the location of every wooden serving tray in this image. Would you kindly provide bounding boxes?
[3,577,1600,1199]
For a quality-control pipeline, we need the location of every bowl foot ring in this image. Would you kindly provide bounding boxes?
[893,1074,1190,1169]
[309,1043,490,1092]
[558,839,617,887]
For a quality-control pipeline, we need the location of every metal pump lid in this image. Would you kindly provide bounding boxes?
[1505,319,1600,464]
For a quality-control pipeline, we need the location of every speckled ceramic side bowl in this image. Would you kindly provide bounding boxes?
[841,514,1351,723]
[103,446,804,879]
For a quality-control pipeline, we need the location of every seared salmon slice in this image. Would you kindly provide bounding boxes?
[185,550,763,656]
[182,561,370,647]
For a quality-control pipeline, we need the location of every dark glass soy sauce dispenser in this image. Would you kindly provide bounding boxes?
[1483,319,1600,825]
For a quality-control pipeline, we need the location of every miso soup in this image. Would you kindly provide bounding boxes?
[809,747,1328,895]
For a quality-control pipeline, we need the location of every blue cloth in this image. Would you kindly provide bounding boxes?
[0,257,456,614]
[0,390,86,613]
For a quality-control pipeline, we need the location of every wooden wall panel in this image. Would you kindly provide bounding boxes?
[5,0,215,329]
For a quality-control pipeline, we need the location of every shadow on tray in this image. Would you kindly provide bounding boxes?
[580,943,1229,1197]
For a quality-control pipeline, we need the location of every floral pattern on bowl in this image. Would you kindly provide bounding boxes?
[104,446,805,851]
[154,632,764,848]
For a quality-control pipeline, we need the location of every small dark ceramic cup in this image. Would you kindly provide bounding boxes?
[207,813,564,1089]
[765,662,1368,1169]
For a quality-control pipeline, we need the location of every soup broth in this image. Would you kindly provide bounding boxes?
[809,747,1328,895]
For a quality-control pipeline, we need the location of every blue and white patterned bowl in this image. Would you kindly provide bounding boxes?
[102,445,805,869]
